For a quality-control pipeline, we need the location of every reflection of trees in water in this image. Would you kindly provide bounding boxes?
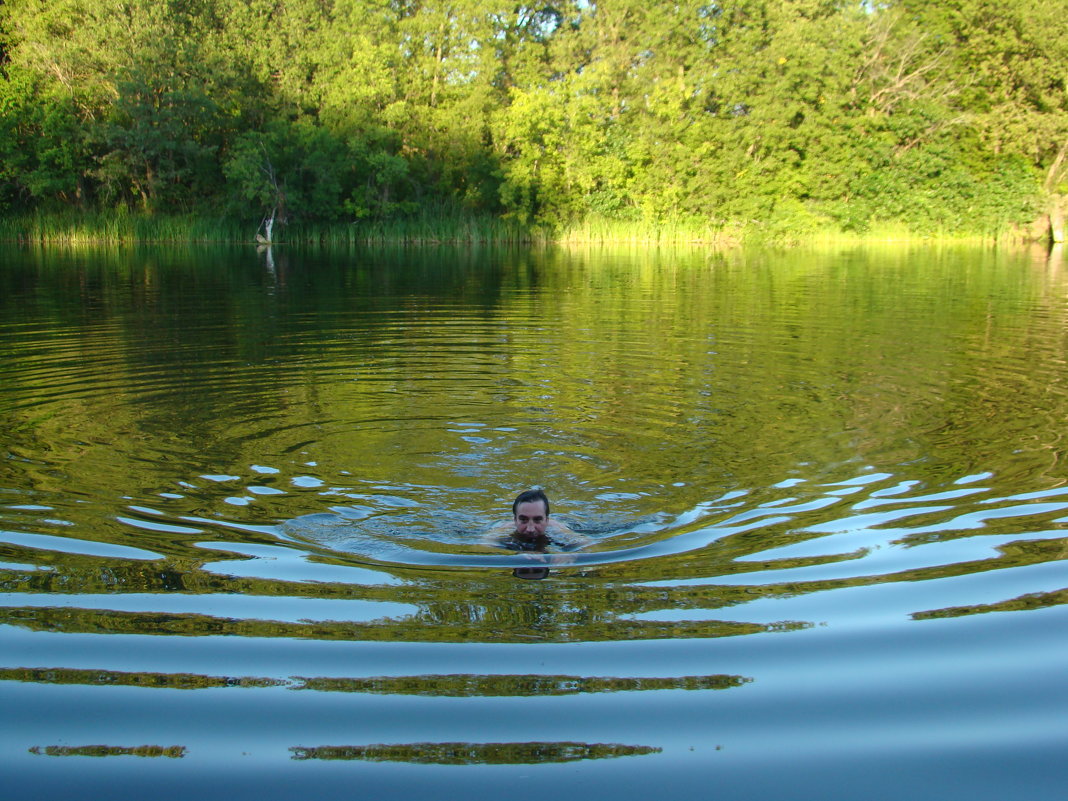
[913,585,1068,621]
[0,667,285,690]
[293,673,750,696]
[0,603,790,642]
[7,533,1068,641]
[29,744,186,758]
[0,666,751,696]
[6,479,1068,644]
[290,741,661,764]
[11,247,1068,551]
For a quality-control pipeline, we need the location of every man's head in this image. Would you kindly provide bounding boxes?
[512,489,550,539]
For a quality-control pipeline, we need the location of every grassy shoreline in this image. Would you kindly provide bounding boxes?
[0,209,1039,247]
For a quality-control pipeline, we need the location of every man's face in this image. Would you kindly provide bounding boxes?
[513,500,549,539]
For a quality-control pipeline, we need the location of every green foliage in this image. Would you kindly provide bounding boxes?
[94,58,225,210]
[0,67,91,207]
[0,0,1062,239]
[224,119,349,223]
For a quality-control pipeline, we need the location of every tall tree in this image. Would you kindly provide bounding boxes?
[896,0,1067,234]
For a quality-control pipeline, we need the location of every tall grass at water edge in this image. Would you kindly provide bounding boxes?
[289,212,536,245]
[0,209,537,245]
[0,210,247,244]
[0,209,1027,247]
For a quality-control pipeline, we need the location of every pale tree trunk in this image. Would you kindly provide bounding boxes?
[255,152,287,245]
[256,208,276,245]
[1044,142,1067,244]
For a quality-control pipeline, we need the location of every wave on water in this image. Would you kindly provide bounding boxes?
[265,469,1068,590]
[10,460,1064,606]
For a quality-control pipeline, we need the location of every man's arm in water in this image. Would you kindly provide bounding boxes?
[479,521,515,548]
[546,519,594,549]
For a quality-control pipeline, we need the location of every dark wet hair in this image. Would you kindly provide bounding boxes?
[512,488,549,518]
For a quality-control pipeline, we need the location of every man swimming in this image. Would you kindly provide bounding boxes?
[483,489,591,552]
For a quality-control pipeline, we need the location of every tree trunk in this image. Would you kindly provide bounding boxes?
[1044,142,1067,244]
[1050,195,1066,244]
[256,207,276,245]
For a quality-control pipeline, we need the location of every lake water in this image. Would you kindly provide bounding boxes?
[2,242,1067,799]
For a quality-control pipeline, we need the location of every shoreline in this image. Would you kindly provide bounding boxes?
[0,210,1048,248]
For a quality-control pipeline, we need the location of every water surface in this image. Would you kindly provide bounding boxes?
[2,243,1067,799]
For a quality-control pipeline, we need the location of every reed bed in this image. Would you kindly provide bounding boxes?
[0,209,1024,247]
[0,210,247,244]
[289,211,538,245]
[553,216,743,246]
[0,210,538,246]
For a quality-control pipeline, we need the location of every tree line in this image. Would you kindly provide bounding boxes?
[0,0,1064,239]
